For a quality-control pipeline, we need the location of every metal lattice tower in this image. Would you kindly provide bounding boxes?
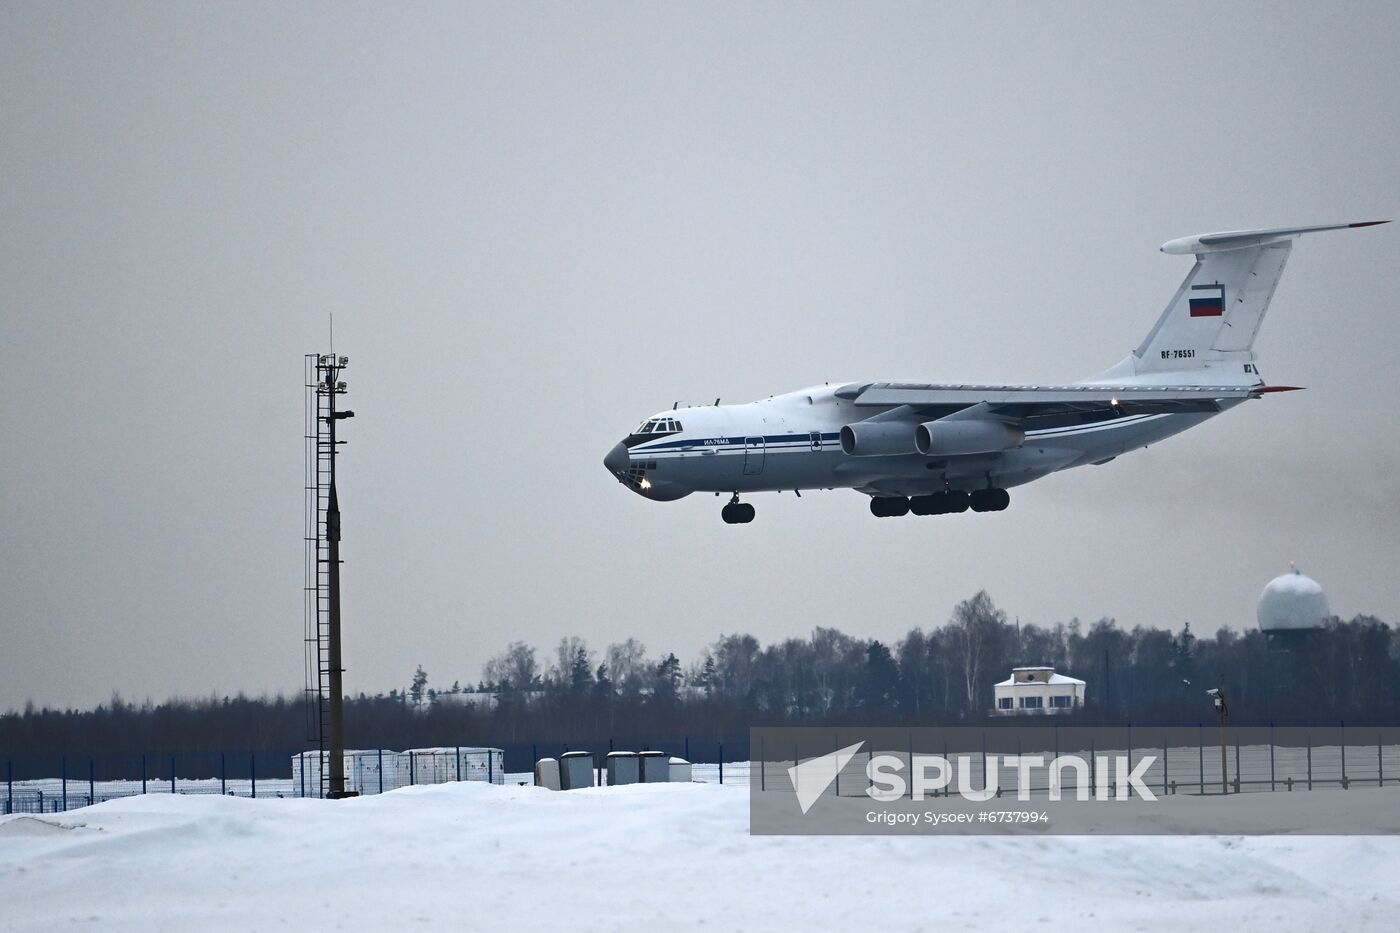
[304,353,354,798]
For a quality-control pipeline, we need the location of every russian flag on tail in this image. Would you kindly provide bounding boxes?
[1189,283,1224,317]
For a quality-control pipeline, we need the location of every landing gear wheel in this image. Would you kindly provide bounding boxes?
[912,493,953,515]
[944,491,970,513]
[870,496,910,518]
[722,502,756,524]
[971,488,1011,512]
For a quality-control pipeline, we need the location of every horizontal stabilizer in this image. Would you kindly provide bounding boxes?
[1161,221,1387,255]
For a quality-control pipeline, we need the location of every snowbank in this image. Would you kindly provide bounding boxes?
[2,782,1398,931]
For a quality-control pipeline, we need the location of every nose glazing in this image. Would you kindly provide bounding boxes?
[603,441,628,477]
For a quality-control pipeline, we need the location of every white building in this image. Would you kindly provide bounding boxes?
[992,666,1085,715]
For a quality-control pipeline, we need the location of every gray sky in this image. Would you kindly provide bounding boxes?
[3,1,1397,712]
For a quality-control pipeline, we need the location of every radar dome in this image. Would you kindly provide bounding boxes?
[1257,566,1330,632]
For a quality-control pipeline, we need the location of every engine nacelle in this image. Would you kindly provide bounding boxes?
[839,421,919,457]
[916,419,1024,456]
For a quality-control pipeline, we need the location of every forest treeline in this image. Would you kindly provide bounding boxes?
[4,591,1398,761]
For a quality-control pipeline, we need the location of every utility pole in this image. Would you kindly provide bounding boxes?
[1209,678,1229,795]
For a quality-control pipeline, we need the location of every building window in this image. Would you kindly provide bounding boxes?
[997,697,1012,710]
[1020,696,1043,709]
[1050,695,1072,708]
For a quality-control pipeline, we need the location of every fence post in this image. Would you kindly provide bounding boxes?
[907,734,913,800]
[1197,723,1204,794]
[456,746,461,783]
[6,760,10,815]
[250,753,256,799]
[61,757,67,812]
[1270,722,1276,792]
[1089,738,1095,798]
[719,744,724,785]
[1126,724,1132,796]
[1234,741,1241,794]
[982,732,990,796]
[1306,735,1312,791]
[1379,734,1384,788]
[141,753,147,795]
[221,752,227,796]
[300,752,306,798]
[1340,721,1347,789]
[170,755,176,794]
[1162,739,1168,796]
[410,751,416,785]
[489,749,495,785]
[377,748,384,794]
[89,758,95,806]
[759,736,765,792]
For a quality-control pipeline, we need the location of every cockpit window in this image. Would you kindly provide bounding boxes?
[630,418,683,437]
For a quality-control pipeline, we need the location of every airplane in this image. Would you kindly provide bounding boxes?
[604,222,1386,524]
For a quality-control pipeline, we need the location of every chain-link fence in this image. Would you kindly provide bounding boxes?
[2,745,505,815]
[10,727,1390,814]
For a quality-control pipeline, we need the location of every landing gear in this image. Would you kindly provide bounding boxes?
[970,488,1010,512]
[722,494,755,524]
[869,496,910,518]
[901,489,1009,516]
[908,491,968,515]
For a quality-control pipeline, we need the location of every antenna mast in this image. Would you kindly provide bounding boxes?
[304,352,355,797]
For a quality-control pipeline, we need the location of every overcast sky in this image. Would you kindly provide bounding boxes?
[3,2,1397,712]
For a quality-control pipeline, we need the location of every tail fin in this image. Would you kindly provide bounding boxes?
[1108,221,1386,381]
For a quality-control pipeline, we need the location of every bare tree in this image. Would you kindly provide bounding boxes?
[945,591,1010,713]
[552,636,590,684]
[605,638,648,692]
[483,641,539,692]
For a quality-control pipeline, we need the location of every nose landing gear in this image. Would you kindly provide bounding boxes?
[722,494,755,524]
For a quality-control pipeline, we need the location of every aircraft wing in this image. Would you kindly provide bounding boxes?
[835,382,1295,417]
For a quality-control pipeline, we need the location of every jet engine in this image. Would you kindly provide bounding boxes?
[839,421,919,456]
[916,419,1024,457]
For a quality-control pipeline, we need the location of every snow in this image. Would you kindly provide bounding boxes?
[993,672,1085,686]
[3,781,1400,930]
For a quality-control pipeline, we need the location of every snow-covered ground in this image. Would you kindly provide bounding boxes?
[2,781,1399,931]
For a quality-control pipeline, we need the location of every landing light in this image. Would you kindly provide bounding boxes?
[1111,397,1120,407]
[640,478,652,490]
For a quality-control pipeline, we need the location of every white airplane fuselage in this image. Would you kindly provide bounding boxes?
[603,381,1240,502]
